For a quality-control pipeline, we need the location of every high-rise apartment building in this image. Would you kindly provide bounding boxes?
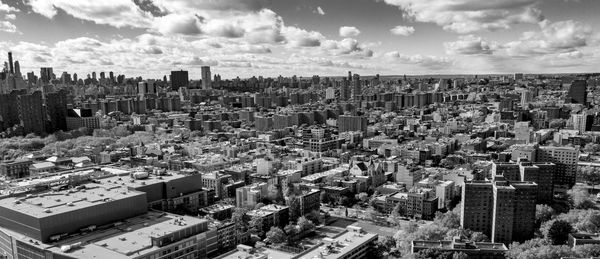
[201,66,212,89]
[338,115,367,134]
[462,180,537,244]
[352,74,361,98]
[44,90,68,132]
[170,70,189,91]
[537,146,579,187]
[40,67,53,83]
[566,79,587,104]
[17,91,45,135]
[340,79,351,101]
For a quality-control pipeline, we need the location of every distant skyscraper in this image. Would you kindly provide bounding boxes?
[521,90,532,107]
[514,73,524,81]
[40,67,53,84]
[201,66,211,89]
[7,52,13,74]
[99,72,105,80]
[340,79,351,101]
[347,71,352,81]
[13,61,20,77]
[352,74,361,98]
[170,70,189,91]
[92,72,97,81]
[26,72,36,84]
[566,80,587,104]
[73,73,78,83]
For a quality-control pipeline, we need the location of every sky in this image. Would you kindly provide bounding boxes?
[0,0,598,79]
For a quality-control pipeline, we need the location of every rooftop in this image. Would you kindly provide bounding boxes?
[0,183,144,218]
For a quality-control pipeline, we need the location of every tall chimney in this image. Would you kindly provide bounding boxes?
[8,52,13,74]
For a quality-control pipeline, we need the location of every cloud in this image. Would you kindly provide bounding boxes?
[384,51,453,69]
[390,25,414,36]
[154,13,202,35]
[152,0,267,12]
[444,35,496,55]
[504,20,593,56]
[283,26,324,47]
[0,2,18,13]
[0,20,16,33]
[315,6,325,15]
[339,26,361,37]
[322,38,373,57]
[27,0,154,28]
[383,0,544,33]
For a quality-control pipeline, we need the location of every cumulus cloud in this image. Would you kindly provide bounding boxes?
[504,20,593,56]
[384,51,453,69]
[383,0,544,33]
[390,25,414,36]
[315,6,326,16]
[444,35,496,55]
[322,38,373,57]
[0,2,18,13]
[27,0,154,28]
[154,13,202,35]
[283,26,323,47]
[0,20,16,33]
[339,26,361,37]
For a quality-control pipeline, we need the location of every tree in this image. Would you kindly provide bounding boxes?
[583,143,600,154]
[567,185,596,209]
[356,192,369,203]
[536,204,555,227]
[549,119,566,129]
[297,216,315,233]
[414,248,455,259]
[232,208,249,231]
[506,238,575,259]
[578,166,600,188]
[249,217,264,236]
[573,244,600,258]
[544,220,573,245]
[433,206,461,229]
[305,210,323,225]
[265,227,286,244]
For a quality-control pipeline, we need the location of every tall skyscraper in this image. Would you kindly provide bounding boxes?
[347,71,352,81]
[92,72,97,81]
[73,73,78,83]
[340,79,351,101]
[201,66,211,90]
[99,72,105,80]
[352,74,360,98]
[40,67,53,84]
[566,80,587,104]
[7,52,13,74]
[170,70,189,91]
[13,61,20,77]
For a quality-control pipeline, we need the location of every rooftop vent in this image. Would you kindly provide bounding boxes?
[44,209,51,213]
[67,202,74,206]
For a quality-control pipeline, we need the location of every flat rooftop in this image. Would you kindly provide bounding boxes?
[298,229,378,259]
[0,183,144,218]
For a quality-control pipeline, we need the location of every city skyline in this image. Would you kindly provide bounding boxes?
[0,0,599,78]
